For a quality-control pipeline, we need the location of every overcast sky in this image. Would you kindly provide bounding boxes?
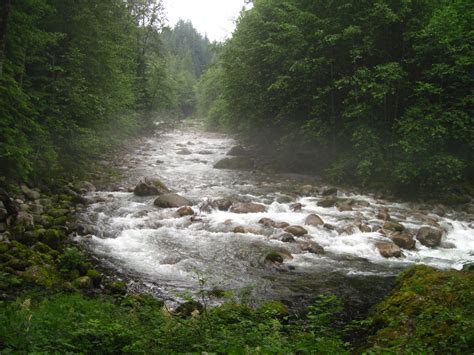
[164,0,250,42]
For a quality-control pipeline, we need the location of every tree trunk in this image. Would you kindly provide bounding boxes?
[0,0,13,77]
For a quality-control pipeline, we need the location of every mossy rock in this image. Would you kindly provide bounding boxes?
[40,229,63,249]
[5,258,32,271]
[48,208,70,218]
[53,216,68,226]
[258,300,289,319]
[86,269,102,287]
[265,251,284,264]
[175,300,204,317]
[365,265,474,353]
[73,276,93,289]
[31,241,53,254]
[109,281,127,295]
[121,294,164,308]
[21,264,60,288]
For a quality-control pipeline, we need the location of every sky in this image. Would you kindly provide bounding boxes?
[164,0,250,42]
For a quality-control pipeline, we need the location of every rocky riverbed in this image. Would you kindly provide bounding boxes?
[74,122,474,312]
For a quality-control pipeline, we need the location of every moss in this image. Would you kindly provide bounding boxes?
[86,269,102,287]
[21,265,60,288]
[53,216,68,226]
[258,300,289,319]
[365,265,474,353]
[73,276,92,289]
[265,251,284,263]
[40,229,63,249]
[109,281,127,295]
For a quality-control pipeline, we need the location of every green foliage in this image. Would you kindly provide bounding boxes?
[0,293,348,354]
[365,265,474,353]
[199,0,473,196]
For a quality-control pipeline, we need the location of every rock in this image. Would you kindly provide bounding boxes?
[274,222,290,229]
[230,202,266,214]
[305,214,324,226]
[175,301,203,317]
[354,200,370,207]
[197,150,213,155]
[109,281,127,295]
[337,224,358,235]
[283,225,307,237]
[15,212,34,231]
[73,276,93,289]
[0,223,6,233]
[226,145,247,156]
[0,208,7,222]
[134,177,169,196]
[20,185,40,200]
[358,223,372,233]
[300,185,315,196]
[413,213,440,227]
[336,201,353,212]
[440,241,456,249]
[317,197,337,208]
[265,251,292,264]
[258,218,275,227]
[383,221,405,232]
[377,209,391,221]
[290,203,303,211]
[416,227,443,247]
[278,233,296,243]
[376,242,402,258]
[301,241,324,254]
[322,187,338,196]
[324,223,336,231]
[214,157,254,170]
[176,148,192,155]
[390,232,416,250]
[154,193,191,208]
[176,206,194,217]
[74,181,96,193]
[30,203,44,215]
[233,226,266,235]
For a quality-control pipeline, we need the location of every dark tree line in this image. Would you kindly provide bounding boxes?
[197,0,473,196]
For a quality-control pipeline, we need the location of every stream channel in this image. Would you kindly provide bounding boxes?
[77,122,474,314]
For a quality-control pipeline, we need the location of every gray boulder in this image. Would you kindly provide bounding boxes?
[416,227,443,248]
[390,232,416,250]
[134,177,169,196]
[376,242,402,258]
[226,145,247,156]
[284,225,307,237]
[214,157,254,170]
[305,214,324,226]
[154,193,191,208]
[230,202,266,214]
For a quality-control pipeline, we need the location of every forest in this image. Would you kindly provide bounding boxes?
[0,0,473,354]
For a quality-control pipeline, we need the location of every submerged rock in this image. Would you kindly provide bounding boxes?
[274,221,290,229]
[376,242,402,258]
[214,157,254,170]
[383,221,405,232]
[416,227,443,247]
[154,193,191,208]
[290,203,303,211]
[305,214,324,226]
[322,187,338,196]
[176,148,192,155]
[278,233,296,243]
[377,209,391,221]
[230,202,266,214]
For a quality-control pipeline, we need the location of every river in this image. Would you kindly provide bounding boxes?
[77,121,474,313]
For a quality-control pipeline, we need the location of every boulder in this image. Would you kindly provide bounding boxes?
[230,202,266,214]
[200,198,233,212]
[274,222,290,229]
[176,206,194,217]
[197,150,213,155]
[416,227,443,248]
[15,212,34,231]
[214,157,254,170]
[73,276,93,289]
[336,201,353,212]
[20,185,40,200]
[305,214,324,226]
[376,242,402,258]
[0,208,7,222]
[390,232,416,250]
[383,221,405,232]
[301,241,325,254]
[233,226,264,235]
[290,203,303,211]
[283,225,307,237]
[322,187,338,196]
[265,250,293,264]
[358,223,372,233]
[278,233,296,243]
[74,181,96,193]
[226,145,247,156]
[258,218,275,227]
[175,301,203,317]
[337,224,358,235]
[154,193,191,208]
[377,209,391,221]
[134,177,169,196]
[317,197,337,208]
